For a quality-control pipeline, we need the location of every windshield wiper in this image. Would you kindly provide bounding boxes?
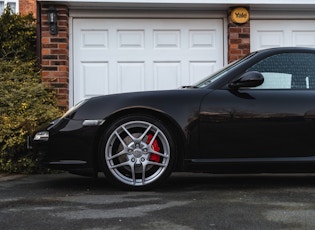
[180,85,199,89]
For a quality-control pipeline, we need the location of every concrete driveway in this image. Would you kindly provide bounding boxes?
[0,172,314,230]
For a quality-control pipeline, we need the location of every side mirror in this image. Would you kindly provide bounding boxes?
[229,71,264,89]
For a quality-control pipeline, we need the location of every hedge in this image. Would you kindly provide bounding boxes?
[0,7,62,173]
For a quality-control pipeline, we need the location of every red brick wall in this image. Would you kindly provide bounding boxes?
[19,0,36,17]
[228,8,250,63]
[41,5,69,110]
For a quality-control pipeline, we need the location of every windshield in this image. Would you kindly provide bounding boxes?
[194,52,256,88]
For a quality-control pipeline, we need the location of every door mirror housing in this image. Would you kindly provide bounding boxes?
[229,71,264,89]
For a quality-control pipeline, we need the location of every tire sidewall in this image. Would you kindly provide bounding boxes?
[99,114,176,190]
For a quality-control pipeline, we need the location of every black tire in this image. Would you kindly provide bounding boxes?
[99,114,176,190]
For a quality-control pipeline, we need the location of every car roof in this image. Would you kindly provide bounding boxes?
[255,47,315,55]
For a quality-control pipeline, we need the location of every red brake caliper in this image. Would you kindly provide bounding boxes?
[147,134,161,162]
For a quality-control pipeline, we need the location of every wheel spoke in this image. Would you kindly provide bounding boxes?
[122,125,137,142]
[150,149,169,158]
[110,161,130,169]
[148,161,168,167]
[139,124,152,141]
[115,131,127,148]
[130,164,136,185]
[108,149,127,160]
[148,130,159,146]
[142,163,147,184]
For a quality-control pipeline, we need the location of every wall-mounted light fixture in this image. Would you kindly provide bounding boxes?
[48,6,58,35]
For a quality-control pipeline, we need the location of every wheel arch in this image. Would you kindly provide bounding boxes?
[93,107,187,172]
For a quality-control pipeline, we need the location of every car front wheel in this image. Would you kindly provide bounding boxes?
[99,114,176,190]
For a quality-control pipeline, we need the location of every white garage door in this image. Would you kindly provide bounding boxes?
[73,18,223,104]
[251,20,315,51]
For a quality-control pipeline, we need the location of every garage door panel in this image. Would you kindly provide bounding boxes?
[82,62,109,96]
[292,31,315,47]
[154,30,180,48]
[251,20,315,51]
[73,18,223,104]
[82,31,108,48]
[190,61,216,84]
[118,62,145,93]
[189,30,216,49]
[154,62,181,90]
[118,30,145,49]
[256,31,284,49]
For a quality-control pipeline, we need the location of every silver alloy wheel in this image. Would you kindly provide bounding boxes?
[105,120,171,186]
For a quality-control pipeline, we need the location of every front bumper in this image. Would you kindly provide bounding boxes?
[31,117,105,170]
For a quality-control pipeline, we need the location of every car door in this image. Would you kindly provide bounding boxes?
[198,52,315,160]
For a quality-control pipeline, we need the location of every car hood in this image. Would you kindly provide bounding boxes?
[71,88,211,122]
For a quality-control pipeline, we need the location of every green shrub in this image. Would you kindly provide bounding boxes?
[0,7,62,174]
[0,60,62,174]
[0,6,36,61]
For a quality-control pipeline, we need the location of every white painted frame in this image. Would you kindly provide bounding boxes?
[0,0,19,13]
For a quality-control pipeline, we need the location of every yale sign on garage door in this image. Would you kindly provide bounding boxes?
[73,19,223,104]
[251,20,315,51]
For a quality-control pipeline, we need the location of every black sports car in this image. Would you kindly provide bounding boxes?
[33,47,315,190]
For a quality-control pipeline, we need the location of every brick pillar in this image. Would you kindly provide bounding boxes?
[228,8,250,63]
[19,0,36,16]
[41,5,69,110]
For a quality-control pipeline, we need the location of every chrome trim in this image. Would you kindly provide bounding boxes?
[82,119,105,126]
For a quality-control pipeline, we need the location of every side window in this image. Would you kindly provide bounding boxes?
[0,2,4,12]
[0,1,18,13]
[7,2,16,12]
[247,53,315,89]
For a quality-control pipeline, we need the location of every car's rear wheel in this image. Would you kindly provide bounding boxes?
[99,114,176,190]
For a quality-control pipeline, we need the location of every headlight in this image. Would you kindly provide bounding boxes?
[33,131,49,141]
